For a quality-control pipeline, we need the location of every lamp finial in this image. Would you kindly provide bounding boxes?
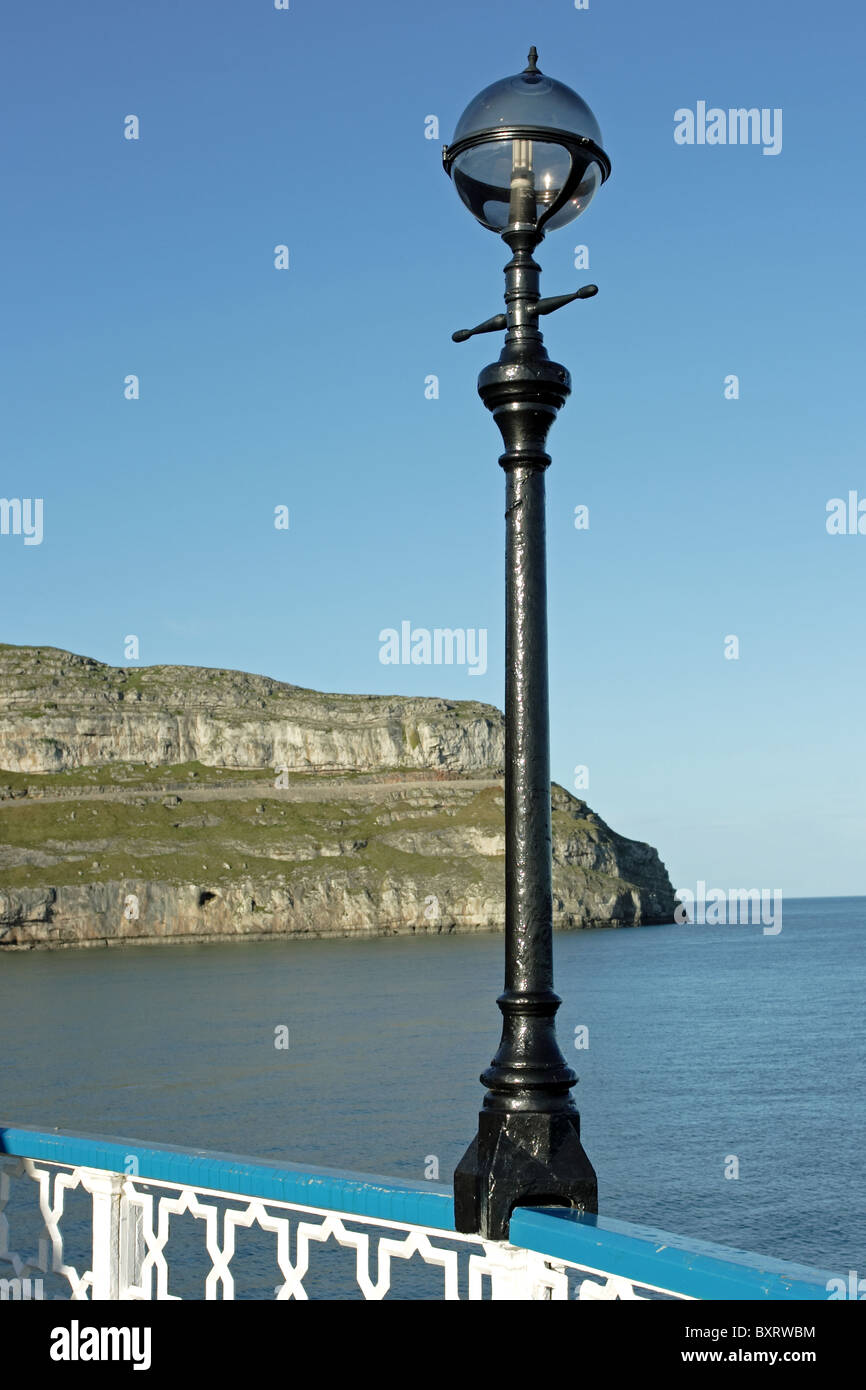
[525,46,539,73]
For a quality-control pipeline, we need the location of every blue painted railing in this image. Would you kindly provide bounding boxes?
[0,1123,454,1231]
[0,1123,838,1300]
[509,1207,834,1301]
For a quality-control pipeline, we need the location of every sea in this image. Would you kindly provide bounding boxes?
[2,895,863,1296]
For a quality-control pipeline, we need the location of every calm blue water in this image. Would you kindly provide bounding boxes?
[2,896,863,1279]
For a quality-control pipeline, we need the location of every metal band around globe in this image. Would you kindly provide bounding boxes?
[442,125,612,184]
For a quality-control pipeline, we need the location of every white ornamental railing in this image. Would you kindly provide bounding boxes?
[0,1124,835,1301]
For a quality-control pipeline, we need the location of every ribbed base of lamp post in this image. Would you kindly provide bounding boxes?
[453,1110,598,1241]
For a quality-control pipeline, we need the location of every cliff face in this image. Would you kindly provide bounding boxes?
[0,645,503,775]
[0,646,677,948]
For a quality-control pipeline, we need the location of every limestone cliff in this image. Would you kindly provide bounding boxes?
[0,645,502,775]
[0,646,677,948]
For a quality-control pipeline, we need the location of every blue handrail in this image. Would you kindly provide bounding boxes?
[509,1207,835,1300]
[0,1122,455,1231]
[1,1122,837,1299]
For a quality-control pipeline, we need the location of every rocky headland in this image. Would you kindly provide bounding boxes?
[0,645,676,949]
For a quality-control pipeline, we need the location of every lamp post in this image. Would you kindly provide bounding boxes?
[444,47,611,1241]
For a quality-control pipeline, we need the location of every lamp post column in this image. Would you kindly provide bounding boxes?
[443,46,610,1242]
[453,223,598,1241]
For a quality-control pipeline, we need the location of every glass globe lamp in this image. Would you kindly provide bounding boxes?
[443,48,611,234]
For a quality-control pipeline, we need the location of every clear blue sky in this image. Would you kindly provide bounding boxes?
[2,0,864,897]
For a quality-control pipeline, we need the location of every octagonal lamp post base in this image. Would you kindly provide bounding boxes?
[454,1109,598,1242]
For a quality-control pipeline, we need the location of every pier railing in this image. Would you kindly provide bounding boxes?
[0,1124,834,1301]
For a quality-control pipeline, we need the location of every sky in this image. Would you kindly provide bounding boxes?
[1,0,864,897]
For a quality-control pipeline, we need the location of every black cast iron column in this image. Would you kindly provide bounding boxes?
[453,195,598,1241]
